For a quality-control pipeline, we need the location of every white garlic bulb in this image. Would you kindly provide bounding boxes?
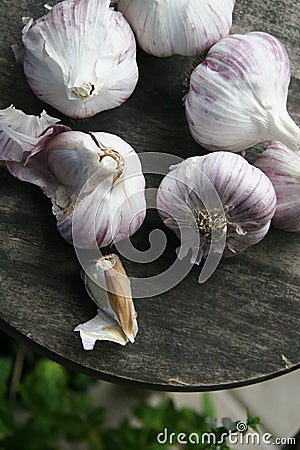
[157,152,276,266]
[185,32,300,152]
[255,141,300,232]
[75,254,138,348]
[117,0,236,57]
[13,0,138,119]
[0,106,146,248]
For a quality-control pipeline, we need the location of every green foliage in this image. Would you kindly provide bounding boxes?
[0,352,262,450]
[102,397,261,450]
[202,393,215,421]
[246,409,261,432]
[0,357,104,450]
[0,357,14,442]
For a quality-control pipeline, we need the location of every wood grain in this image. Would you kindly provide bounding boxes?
[0,0,299,391]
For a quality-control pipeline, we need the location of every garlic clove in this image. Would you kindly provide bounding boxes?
[185,32,300,152]
[100,254,137,343]
[78,253,138,347]
[117,0,236,57]
[255,141,300,232]
[157,151,277,266]
[0,105,60,161]
[15,0,138,119]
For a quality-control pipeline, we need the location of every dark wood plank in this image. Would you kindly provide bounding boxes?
[0,0,299,391]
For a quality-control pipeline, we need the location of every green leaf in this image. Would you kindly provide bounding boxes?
[70,372,96,392]
[19,359,68,414]
[202,393,215,421]
[246,410,262,432]
[134,399,177,431]
[0,357,13,386]
[86,406,105,427]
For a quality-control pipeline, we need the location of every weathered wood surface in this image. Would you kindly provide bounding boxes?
[0,0,299,391]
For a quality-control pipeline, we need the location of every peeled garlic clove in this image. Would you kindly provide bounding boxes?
[157,152,277,265]
[0,107,146,248]
[75,254,138,348]
[255,141,300,232]
[14,0,138,119]
[117,0,235,57]
[185,32,300,152]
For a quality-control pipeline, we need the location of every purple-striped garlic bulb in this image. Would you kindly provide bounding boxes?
[13,0,138,119]
[185,32,300,153]
[157,152,277,266]
[255,141,300,232]
[0,105,146,248]
[116,0,236,57]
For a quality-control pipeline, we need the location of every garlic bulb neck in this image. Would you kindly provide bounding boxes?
[97,254,117,271]
[270,110,300,152]
[89,132,124,182]
[72,82,95,100]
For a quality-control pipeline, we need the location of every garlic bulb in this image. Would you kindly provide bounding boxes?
[157,152,276,266]
[117,0,236,57]
[255,141,300,232]
[75,254,138,348]
[0,106,146,248]
[185,32,300,152]
[13,0,138,119]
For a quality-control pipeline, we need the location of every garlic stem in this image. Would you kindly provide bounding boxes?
[72,82,95,99]
[89,132,124,182]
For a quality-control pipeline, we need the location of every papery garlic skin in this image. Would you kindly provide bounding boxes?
[117,0,235,57]
[14,0,138,119]
[157,152,276,264]
[75,254,138,348]
[0,106,146,248]
[185,32,300,152]
[255,141,300,232]
[0,105,61,161]
[74,310,129,348]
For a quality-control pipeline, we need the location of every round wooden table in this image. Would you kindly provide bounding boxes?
[0,0,299,391]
